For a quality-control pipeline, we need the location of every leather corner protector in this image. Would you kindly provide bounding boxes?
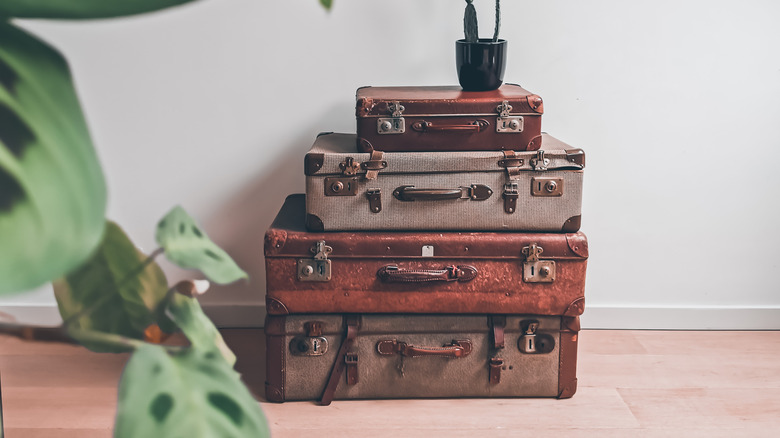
[565,148,586,167]
[357,137,375,153]
[305,214,324,231]
[265,297,290,316]
[562,215,582,233]
[355,94,375,116]
[304,153,325,175]
[264,229,288,255]
[265,383,285,403]
[562,315,581,332]
[527,134,543,151]
[565,232,589,258]
[563,297,585,317]
[557,378,578,399]
[527,94,544,113]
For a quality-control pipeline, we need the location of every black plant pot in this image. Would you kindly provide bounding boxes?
[456,38,507,92]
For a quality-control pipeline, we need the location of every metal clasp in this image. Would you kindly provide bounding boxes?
[496,100,523,133]
[522,243,555,283]
[518,320,555,354]
[366,188,382,213]
[377,101,405,134]
[297,240,332,282]
[502,183,519,214]
[530,150,550,171]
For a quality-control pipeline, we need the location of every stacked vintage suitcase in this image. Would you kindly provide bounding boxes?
[264,84,588,404]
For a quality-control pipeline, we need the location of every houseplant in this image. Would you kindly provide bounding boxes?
[457,0,506,91]
[0,1,269,436]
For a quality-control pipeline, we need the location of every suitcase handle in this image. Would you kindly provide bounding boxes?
[411,119,489,133]
[393,184,493,201]
[376,339,473,358]
[377,265,478,283]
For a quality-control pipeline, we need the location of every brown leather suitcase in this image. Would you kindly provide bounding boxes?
[265,313,580,403]
[265,195,588,317]
[356,84,543,152]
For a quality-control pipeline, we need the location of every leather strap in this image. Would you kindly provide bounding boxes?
[489,358,504,384]
[345,352,359,386]
[363,150,385,180]
[319,315,360,405]
[500,150,523,181]
[491,315,506,349]
[489,316,506,385]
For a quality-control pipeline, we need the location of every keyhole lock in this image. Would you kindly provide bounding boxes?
[539,266,551,277]
[509,119,520,130]
[544,181,557,193]
[301,265,314,277]
[380,121,392,132]
[331,181,344,193]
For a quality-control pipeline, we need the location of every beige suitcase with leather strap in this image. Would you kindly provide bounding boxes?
[304,132,585,232]
[265,313,580,404]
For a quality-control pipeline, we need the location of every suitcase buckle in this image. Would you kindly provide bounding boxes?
[297,240,332,282]
[377,101,405,134]
[522,243,556,283]
[502,183,519,214]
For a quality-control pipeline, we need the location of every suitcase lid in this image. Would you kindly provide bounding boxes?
[304,133,584,176]
[356,84,543,117]
[265,194,588,260]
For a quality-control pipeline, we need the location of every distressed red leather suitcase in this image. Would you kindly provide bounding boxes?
[264,195,588,316]
[265,313,580,403]
[356,84,543,152]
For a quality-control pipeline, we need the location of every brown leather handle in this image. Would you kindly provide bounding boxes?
[411,119,489,133]
[376,339,472,358]
[393,185,462,201]
[377,265,478,283]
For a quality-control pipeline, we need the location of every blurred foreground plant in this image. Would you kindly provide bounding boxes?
[0,1,268,436]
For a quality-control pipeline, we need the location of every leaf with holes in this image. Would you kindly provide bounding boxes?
[0,0,199,20]
[0,22,106,295]
[156,206,247,284]
[115,344,269,438]
[53,221,175,352]
[166,293,236,365]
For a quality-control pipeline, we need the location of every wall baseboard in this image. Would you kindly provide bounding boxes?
[2,304,779,330]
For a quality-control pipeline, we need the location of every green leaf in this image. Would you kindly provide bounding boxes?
[156,206,248,284]
[0,0,199,20]
[319,0,333,10]
[115,345,270,438]
[53,221,173,352]
[0,22,106,295]
[166,293,236,366]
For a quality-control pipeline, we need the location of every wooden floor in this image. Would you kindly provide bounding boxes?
[0,329,778,437]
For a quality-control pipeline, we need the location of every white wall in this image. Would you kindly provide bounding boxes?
[2,0,779,329]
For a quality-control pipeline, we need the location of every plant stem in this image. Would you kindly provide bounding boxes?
[493,0,500,42]
[0,322,76,344]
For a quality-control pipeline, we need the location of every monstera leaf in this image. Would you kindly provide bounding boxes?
[156,206,248,284]
[0,23,107,294]
[0,0,199,20]
[53,221,174,352]
[166,292,236,365]
[115,344,270,438]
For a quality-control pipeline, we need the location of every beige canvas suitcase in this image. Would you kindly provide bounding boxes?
[265,314,580,404]
[304,132,585,232]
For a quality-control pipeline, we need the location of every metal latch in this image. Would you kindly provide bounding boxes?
[339,157,361,176]
[530,150,550,171]
[531,177,563,197]
[297,240,332,282]
[377,101,405,134]
[366,188,382,213]
[495,101,524,133]
[324,177,358,196]
[518,320,555,354]
[502,183,519,214]
[290,321,329,356]
[522,243,555,283]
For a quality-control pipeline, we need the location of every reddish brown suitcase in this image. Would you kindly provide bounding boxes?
[356,84,543,152]
[264,195,588,317]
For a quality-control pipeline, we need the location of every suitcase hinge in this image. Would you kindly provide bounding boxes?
[366,188,382,213]
[345,352,359,385]
[502,183,519,214]
[530,150,550,171]
[377,101,405,134]
[519,320,556,354]
[496,100,524,133]
[522,243,556,283]
[297,240,332,282]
